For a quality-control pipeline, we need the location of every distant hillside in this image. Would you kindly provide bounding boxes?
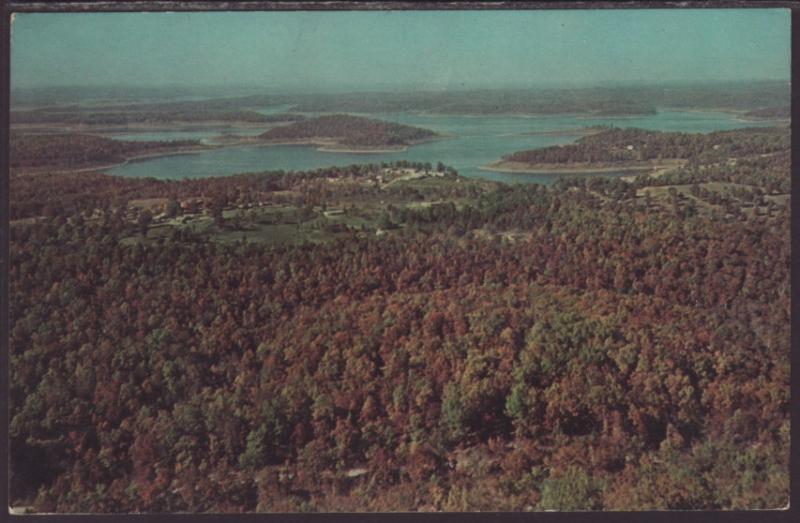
[286,82,788,116]
[10,110,304,126]
[258,114,439,148]
[288,91,657,116]
[12,81,788,118]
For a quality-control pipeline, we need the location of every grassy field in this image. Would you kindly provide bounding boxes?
[121,201,397,246]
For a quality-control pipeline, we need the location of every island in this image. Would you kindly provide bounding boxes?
[256,114,442,152]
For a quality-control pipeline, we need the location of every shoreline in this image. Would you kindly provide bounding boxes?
[316,145,408,153]
[732,116,790,124]
[414,110,654,119]
[480,160,683,176]
[12,146,212,175]
[257,135,444,154]
[660,106,789,122]
[11,134,444,175]
[512,127,608,137]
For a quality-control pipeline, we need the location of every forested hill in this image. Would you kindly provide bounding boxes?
[502,126,789,165]
[257,114,440,147]
[9,133,206,170]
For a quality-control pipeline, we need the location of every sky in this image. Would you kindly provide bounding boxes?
[10,9,791,92]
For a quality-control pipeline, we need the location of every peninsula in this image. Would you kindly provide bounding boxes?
[483,126,788,175]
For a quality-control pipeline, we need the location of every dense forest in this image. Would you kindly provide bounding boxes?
[8,123,789,512]
[501,126,789,166]
[9,133,207,170]
[257,114,440,147]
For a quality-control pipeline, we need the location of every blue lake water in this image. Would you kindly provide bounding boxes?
[108,110,773,184]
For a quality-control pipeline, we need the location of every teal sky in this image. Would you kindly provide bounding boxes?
[10,9,790,91]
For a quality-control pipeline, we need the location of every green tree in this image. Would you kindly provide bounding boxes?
[165,199,180,218]
[239,424,268,470]
[440,381,467,444]
[539,467,601,511]
[137,210,152,236]
[211,200,225,228]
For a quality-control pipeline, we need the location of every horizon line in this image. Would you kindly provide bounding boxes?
[10,78,791,94]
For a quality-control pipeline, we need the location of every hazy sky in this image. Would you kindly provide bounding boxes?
[10,9,790,91]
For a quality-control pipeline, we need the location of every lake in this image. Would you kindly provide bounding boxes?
[107,109,773,184]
